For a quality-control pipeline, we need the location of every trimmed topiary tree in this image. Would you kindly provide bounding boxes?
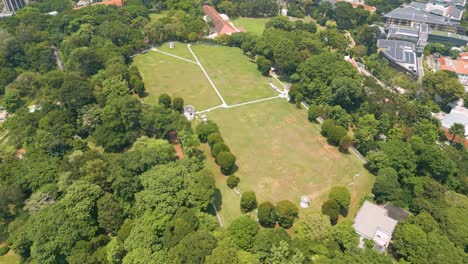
[321,119,334,137]
[327,125,347,146]
[172,97,184,112]
[211,142,230,158]
[215,151,236,175]
[226,175,240,189]
[339,134,353,152]
[159,93,171,108]
[329,186,351,211]
[207,133,224,148]
[134,79,145,97]
[308,105,321,122]
[321,199,340,225]
[196,121,219,143]
[258,201,276,227]
[240,191,257,213]
[274,200,298,229]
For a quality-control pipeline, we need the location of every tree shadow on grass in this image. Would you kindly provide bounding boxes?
[340,207,349,217]
[207,188,223,217]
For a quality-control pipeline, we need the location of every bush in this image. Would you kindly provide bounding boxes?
[295,93,303,108]
[321,119,334,137]
[196,121,219,142]
[172,97,184,112]
[288,84,301,102]
[327,125,347,146]
[226,175,240,189]
[212,142,230,158]
[215,151,236,175]
[321,199,340,225]
[0,245,9,256]
[308,105,321,122]
[207,133,224,148]
[275,200,298,229]
[339,135,353,152]
[159,94,171,108]
[240,191,257,213]
[134,79,145,97]
[258,202,276,227]
[256,56,272,76]
[329,186,351,211]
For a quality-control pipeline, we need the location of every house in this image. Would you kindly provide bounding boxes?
[202,5,244,37]
[377,39,418,75]
[437,52,468,86]
[438,105,468,145]
[353,201,399,252]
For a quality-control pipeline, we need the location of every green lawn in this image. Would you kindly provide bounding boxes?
[157,42,195,61]
[201,100,374,225]
[149,11,168,22]
[133,49,221,110]
[231,17,270,35]
[0,249,19,264]
[191,44,277,105]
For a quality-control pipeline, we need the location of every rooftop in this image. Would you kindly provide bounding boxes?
[73,0,123,10]
[353,201,398,246]
[440,106,468,136]
[384,5,460,25]
[438,52,468,75]
[377,39,418,73]
[203,5,242,35]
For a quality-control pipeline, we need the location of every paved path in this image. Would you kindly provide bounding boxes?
[151,48,198,65]
[52,45,64,70]
[187,44,227,106]
[227,95,281,109]
[210,201,223,227]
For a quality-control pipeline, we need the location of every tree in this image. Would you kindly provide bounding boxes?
[257,202,276,227]
[275,200,298,228]
[321,199,340,224]
[106,237,125,264]
[308,105,321,122]
[196,121,219,142]
[226,175,240,189]
[321,119,334,137]
[256,56,272,76]
[295,93,303,108]
[186,169,215,210]
[133,79,145,97]
[212,143,230,158]
[240,191,257,213]
[228,216,259,251]
[339,135,353,152]
[168,231,217,263]
[372,167,401,203]
[327,125,347,146]
[2,88,23,113]
[294,213,332,241]
[448,123,465,144]
[392,223,428,262]
[207,133,224,148]
[97,193,124,234]
[172,97,184,112]
[330,77,363,111]
[158,93,171,108]
[253,228,290,260]
[267,240,304,264]
[332,220,359,252]
[328,186,351,211]
[215,151,236,175]
[205,246,240,264]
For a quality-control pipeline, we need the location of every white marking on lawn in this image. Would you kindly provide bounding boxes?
[187,44,227,106]
[210,201,223,227]
[197,104,226,114]
[151,48,198,65]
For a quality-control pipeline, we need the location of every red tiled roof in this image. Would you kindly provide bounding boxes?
[203,5,240,35]
[438,53,468,75]
[351,2,377,12]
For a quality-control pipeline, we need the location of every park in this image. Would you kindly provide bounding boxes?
[133,42,374,225]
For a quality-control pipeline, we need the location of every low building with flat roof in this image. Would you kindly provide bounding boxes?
[377,39,418,75]
[353,201,399,252]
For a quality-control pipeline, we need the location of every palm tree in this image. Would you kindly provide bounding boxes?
[448,123,465,144]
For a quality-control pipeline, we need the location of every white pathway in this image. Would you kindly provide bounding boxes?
[151,48,198,65]
[187,44,228,107]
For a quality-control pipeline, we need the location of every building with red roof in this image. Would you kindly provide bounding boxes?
[203,5,244,37]
[437,52,468,85]
[351,2,377,13]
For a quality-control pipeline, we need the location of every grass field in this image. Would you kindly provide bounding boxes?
[0,249,19,264]
[133,47,221,110]
[191,45,277,105]
[202,100,374,225]
[231,17,270,35]
[135,43,375,226]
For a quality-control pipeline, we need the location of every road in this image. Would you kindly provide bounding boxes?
[52,45,64,70]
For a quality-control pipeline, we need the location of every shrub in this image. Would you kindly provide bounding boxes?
[329,186,351,211]
[288,84,300,102]
[159,94,171,108]
[321,199,340,225]
[256,56,272,76]
[275,200,298,229]
[295,93,303,108]
[240,191,257,213]
[196,121,219,142]
[207,133,224,148]
[226,175,240,189]
[321,119,334,137]
[215,151,236,175]
[339,134,353,152]
[258,202,276,227]
[0,245,9,256]
[308,105,321,122]
[134,79,145,97]
[211,142,230,158]
[172,97,184,112]
[327,125,347,146]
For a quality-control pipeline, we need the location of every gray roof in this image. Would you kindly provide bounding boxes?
[378,39,416,65]
[384,204,410,222]
[441,112,468,135]
[353,201,398,240]
[384,6,458,26]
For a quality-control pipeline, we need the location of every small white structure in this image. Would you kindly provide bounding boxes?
[300,195,310,208]
[28,105,41,113]
[169,42,175,49]
[0,107,6,123]
[184,105,195,121]
[281,8,288,16]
